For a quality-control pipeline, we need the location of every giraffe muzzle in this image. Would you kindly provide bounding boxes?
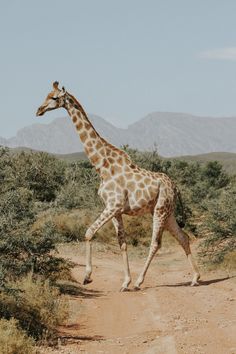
[36,107,45,116]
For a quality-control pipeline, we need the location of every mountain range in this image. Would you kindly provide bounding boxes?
[1,112,236,157]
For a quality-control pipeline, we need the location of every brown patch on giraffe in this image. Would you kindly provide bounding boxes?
[106,149,112,156]
[126,173,133,180]
[138,182,145,188]
[96,141,103,150]
[90,131,97,139]
[69,98,74,105]
[116,175,126,187]
[99,148,106,155]
[135,174,143,181]
[115,185,122,194]
[103,159,109,168]
[110,165,122,175]
[127,181,135,191]
[76,121,83,130]
[144,177,151,185]
[106,181,115,191]
[90,153,101,165]
[112,151,117,158]
[84,122,90,130]
[80,131,88,142]
[87,141,93,147]
[115,165,122,174]
[117,157,123,165]
[72,115,77,123]
[108,157,115,164]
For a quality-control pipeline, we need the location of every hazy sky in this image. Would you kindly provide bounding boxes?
[1,0,236,137]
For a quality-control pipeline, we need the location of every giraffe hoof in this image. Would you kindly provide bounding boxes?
[190,281,199,287]
[119,287,130,292]
[83,278,93,285]
[133,286,141,291]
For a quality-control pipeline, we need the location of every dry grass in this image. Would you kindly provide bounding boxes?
[220,251,236,275]
[0,275,69,342]
[33,209,188,255]
[15,275,68,338]
[0,318,35,354]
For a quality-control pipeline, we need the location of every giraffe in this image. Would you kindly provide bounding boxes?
[36,82,200,291]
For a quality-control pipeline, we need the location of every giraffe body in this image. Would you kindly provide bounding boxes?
[36,82,200,291]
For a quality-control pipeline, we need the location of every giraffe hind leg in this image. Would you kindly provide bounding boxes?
[134,196,170,290]
[166,214,200,286]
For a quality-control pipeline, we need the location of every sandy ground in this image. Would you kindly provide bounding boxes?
[40,241,236,354]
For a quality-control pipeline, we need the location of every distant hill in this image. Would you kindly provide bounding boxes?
[174,152,236,175]
[7,147,236,174]
[1,112,236,157]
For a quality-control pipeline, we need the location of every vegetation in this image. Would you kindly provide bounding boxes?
[0,145,235,350]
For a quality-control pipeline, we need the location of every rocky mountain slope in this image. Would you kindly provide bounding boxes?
[1,112,236,157]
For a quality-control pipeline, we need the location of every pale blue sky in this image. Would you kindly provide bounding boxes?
[1,0,236,137]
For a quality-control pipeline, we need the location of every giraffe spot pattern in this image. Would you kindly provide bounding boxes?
[66,93,178,221]
[80,131,88,142]
[90,131,97,139]
[72,115,77,123]
[76,121,83,130]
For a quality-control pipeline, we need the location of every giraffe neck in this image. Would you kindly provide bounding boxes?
[65,94,105,170]
[65,93,132,174]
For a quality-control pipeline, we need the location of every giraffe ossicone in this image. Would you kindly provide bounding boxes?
[36,82,200,291]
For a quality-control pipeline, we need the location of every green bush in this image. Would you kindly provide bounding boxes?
[0,148,65,202]
[56,161,101,209]
[199,180,236,264]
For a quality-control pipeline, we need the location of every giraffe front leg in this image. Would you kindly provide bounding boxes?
[83,207,118,285]
[112,215,131,292]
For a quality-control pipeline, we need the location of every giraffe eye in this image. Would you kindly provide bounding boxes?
[51,97,58,101]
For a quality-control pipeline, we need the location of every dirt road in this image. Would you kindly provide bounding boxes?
[43,241,236,354]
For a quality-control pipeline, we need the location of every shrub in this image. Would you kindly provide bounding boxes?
[56,161,101,209]
[199,180,236,264]
[0,222,72,281]
[0,149,65,202]
[0,318,35,354]
[0,276,68,340]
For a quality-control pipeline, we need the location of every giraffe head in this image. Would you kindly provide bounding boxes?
[36,81,67,116]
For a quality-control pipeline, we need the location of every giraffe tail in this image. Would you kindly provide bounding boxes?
[176,189,186,228]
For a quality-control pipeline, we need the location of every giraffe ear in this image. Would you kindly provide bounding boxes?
[53,81,59,90]
[58,86,66,97]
